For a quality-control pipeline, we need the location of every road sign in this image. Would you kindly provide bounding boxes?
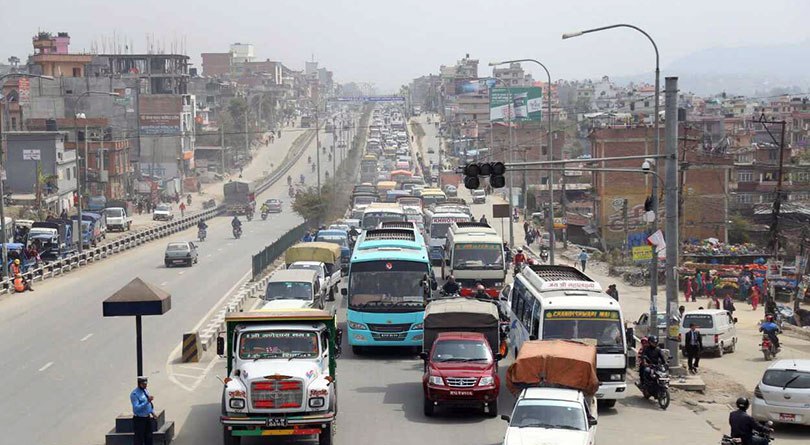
[492,204,510,218]
[632,245,653,262]
[22,149,41,161]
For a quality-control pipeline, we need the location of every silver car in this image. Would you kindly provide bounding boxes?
[164,241,198,267]
[753,359,810,426]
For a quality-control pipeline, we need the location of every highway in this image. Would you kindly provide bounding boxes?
[0,121,338,445]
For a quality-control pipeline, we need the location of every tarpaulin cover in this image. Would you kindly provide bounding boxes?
[506,340,599,396]
[423,298,500,355]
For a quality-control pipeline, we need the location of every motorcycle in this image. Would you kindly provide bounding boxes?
[636,364,671,410]
[246,211,253,222]
[233,226,242,239]
[539,248,549,263]
[198,228,207,242]
[288,186,295,198]
[760,334,780,361]
[311,163,316,172]
[721,422,774,444]
[261,210,269,221]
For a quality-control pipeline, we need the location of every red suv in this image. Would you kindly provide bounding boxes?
[421,332,500,417]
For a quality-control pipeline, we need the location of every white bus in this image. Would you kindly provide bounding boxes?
[444,230,506,291]
[507,264,628,408]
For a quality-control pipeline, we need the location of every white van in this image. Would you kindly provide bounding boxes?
[261,269,323,311]
[679,309,738,356]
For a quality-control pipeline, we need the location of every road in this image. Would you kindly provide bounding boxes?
[0,119,340,445]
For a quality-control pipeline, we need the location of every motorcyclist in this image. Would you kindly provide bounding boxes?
[300,174,305,184]
[513,248,527,273]
[639,335,668,386]
[260,202,270,214]
[474,283,489,299]
[287,175,292,186]
[759,315,781,350]
[729,397,771,445]
[441,275,460,295]
[197,220,208,231]
[231,216,242,230]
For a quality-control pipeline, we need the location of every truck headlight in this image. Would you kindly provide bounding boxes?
[348,321,368,330]
[478,376,495,386]
[308,397,325,408]
[411,323,423,330]
[229,398,246,409]
[609,373,623,381]
[429,375,444,386]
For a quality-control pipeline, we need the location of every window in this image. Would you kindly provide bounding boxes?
[737,171,753,183]
[736,193,754,204]
[737,153,753,163]
[794,172,809,183]
[768,150,778,161]
[72,67,82,77]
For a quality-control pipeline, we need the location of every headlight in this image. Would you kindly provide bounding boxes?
[494,282,503,287]
[609,373,623,381]
[411,323,423,330]
[478,376,495,386]
[229,398,245,409]
[348,321,368,330]
[429,375,444,386]
[308,397,325,408]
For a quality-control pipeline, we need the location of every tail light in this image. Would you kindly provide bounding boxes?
[714,334,719,344]
[754,385,764,399]
[678,333,682,342]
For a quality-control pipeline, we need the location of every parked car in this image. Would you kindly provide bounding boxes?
[264,198,283,213]
[678,309,737,357]
[752,359,810,426]
[471,189,486,204]
[164,241,198,267]
[153,204,174,221]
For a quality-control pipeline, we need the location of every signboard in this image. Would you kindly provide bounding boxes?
[553,217,567,229]
[18,77,30,105]
[453,79,495,96]
[766,260,783,279]
[22,149,41,161]
[632,245,653,262]
[139,114,181,135]
[545,310,619,320]
[333,96,405,103]
[492,203,510,218]
[489,87,543,122]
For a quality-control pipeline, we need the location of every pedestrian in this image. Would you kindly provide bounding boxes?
[710,296,721,310]
[695,270,704,297]
[523,220,530,236]
[179,202,186,218]
[684,276,693,302]
[684,323,703,374]
[577,249,589,272]
[479,215,488,225]
[678,305,686,319]
[59,208,68,220]
[174,192,180,204]
[706,274,715,298]
[750,285,761,311]
[606,284,619,301]
[723,294,736,316]
[137,200,143,215]
[131,376,156,445]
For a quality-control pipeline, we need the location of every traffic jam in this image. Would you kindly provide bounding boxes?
[218,104,625,445]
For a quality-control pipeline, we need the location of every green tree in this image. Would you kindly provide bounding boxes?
[292,185,332,225]
[727,213,753,244]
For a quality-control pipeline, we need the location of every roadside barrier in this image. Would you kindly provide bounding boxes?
[182,332,201,363]
[251,222,308,280]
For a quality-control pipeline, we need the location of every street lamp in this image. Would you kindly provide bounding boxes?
[71,91,120,254]
[0,73,54,278]
[489,59,556,264]
[562,23,663,333]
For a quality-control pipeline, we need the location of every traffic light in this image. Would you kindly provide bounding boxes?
[463,162,506,190]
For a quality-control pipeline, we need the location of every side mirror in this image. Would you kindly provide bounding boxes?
[500,415,511,423]
[341,288,347,296]
[495,353,503,361]
[733,317,738,324]
[588,416,598,427]
[216,336,225,356]
[431,281,438,291]
[419,352,428,360]
[625,327,636,348]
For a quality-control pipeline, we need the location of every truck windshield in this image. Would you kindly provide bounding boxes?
[511,399,586,431]
[265,282,312,301]
[238,331,319,359]
[429,223,450,238]
[104,209,124,218]
[432,340,491,362]
[349,260,426,311]
[453,243,503,269]
[543,310,624,351]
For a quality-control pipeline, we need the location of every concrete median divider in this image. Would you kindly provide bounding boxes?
[182,332,201,363]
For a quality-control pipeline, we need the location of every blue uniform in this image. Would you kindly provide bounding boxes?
[130,387,153,417]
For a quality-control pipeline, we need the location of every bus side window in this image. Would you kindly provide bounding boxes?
[530,303,541,339]
[521,295,533,329]
[516,295,525,325]
[511,282,521,314]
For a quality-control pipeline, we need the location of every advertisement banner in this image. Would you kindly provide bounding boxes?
[454,79,495,96]
[489,87,542,122]
[140,114,182,135]
[18,77,30,105]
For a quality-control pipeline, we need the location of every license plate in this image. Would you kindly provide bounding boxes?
[449,391,473,396]
[779,413,796,422]
[266,417,288,427]
[377,333,401,338]
[173,259,184,263]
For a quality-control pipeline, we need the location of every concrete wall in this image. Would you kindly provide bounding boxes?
[5,132,77,208]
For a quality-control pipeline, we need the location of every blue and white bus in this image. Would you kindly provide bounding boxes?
[343,228,434,353]
[507,264,628,408]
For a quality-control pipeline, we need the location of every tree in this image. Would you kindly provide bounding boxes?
[728,213,753,244]
[292,185,332,225]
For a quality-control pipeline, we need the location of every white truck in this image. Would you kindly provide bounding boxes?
[103,206,132,232]
[503,340,599,445]
[218,309,341,445]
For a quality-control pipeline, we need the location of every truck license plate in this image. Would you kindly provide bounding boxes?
[779,413,796,422]
[266,417,288,427]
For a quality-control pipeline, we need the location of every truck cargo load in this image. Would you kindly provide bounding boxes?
[506,340,599,396]
[223,181,256,215]
[424,297,501,356]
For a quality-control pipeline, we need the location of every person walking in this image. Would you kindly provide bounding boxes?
[723,294,736,316]
[606,284,619,301]
[684,323,703,374]
[577,249,589,272]
[131,376,156,445]
[695,270,704,297]
[750,285,761,311]
[179,202,186,218]
[684,276,693,303]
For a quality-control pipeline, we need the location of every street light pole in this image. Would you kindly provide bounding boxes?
[563,23,661,331]
[490,59,555,264]
[0,73,54,278]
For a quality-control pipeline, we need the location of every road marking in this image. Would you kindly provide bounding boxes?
[160,281,168,286]
[217,248,223,252]
[38,362,54,372]
[80,333,93,342]
[206,254,212,258]
[178,271,185,275]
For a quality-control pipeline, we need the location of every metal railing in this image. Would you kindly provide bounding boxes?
[251,222,309,280]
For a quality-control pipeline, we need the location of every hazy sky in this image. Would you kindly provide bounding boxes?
[3,0,809,91]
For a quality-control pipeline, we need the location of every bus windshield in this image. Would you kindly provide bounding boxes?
[349,260,426,311]
[362,212,406,230]
[542,310,624,351]
[453,243,504,269]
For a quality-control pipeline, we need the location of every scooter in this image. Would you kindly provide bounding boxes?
[261,210,269,221]
[760,334,780,361]
[233,226,242,239]
[198,228,207,242]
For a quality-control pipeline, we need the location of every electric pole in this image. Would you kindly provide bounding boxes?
[664,77,680,365]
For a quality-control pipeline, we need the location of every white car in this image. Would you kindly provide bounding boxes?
[502,387,597,445]
[152,204,174,221]
[753,359,810,426]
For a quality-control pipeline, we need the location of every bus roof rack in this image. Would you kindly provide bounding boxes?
[379,221,418,230]
[363,228,416,242]
[522,265,603,292]
[454,221,491,229]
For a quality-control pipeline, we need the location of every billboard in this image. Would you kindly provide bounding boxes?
[140,114,181,135]
[489,87,542,122]
[18,78,30,105]
[453,79,495,96]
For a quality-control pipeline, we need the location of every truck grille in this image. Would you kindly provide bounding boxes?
[367,323,411,332]
[445,377,477,387]
[251,379,303,409]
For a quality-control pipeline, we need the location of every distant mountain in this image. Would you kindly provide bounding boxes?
[612,40,810,96]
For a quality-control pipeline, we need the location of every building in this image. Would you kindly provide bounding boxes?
[4,131,77,213]
[87,53,190,94]
[201,52,232,77]
[230,43,255,64]
[138,94,196,184]
[491,62,534,87]
[28,31,93,78]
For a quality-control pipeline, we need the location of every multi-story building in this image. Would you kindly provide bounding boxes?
[201,52,232,77]
[138,94,196,184]
[4,131,77,213]
[230,43,254,64]
[28,31,93,78]
[87,53,190,95]
[491,62,534,87]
